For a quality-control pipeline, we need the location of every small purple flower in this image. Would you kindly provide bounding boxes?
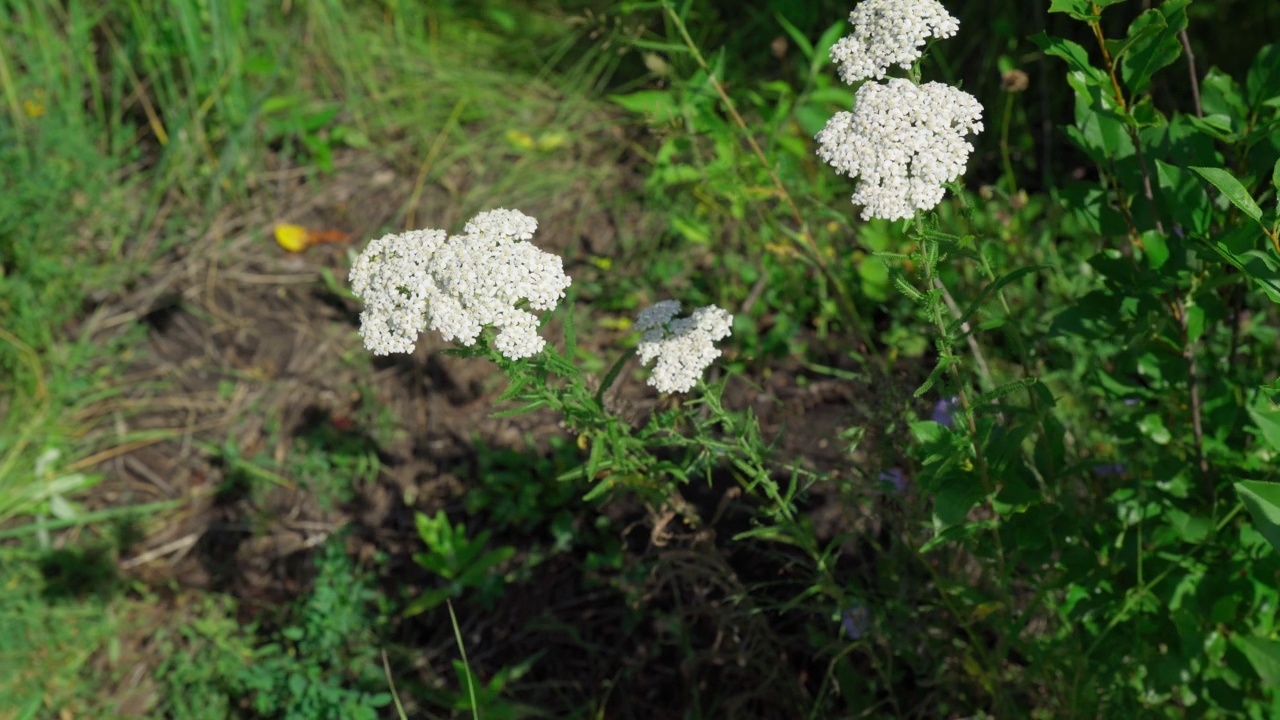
[841,604,871,640]
[1091,463,1127,477]
[1173,225,1184,238]
[878,467,909,495]
[1123,398,1140,407]
[931,396,959,428]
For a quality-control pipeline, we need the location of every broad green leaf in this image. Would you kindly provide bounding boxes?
[609,90,680,124]
[1119,0,1190,96]
[1065,72,1133,160]
[1236,635,1280,687]
[1048,0,1088,13]
[1165,508,1211,543]
[933,475,986,529]
[858,255,890,302]
[1201,68,1248,122]
[1202,230,1280,304]
[1248,400,1280,452]
[1191,166,1263,222]
[1030,33,1106,84]
[1187,113,1240,143]
[1047,0,1096,20]
[1247,43,1280,108]
[1047,0,1123,20]
[1137,413,1172,445]
[1273,157,1280,196]
[1235,480,1280,554]
[1184,303,1205,342]
[1142,228,1170,268]
[1155,159,1211,236]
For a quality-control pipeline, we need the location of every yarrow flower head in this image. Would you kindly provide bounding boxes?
[349,209,570,360]
[635,301,733,394]
[830,0,959,84]
[816,78,983,221]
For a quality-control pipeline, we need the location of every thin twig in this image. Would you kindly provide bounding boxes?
[933,278,994,393]
[1089,22,1164,237]
[120,533,199,570]
[1177,301,1212,495]
[1179,29,1203,118]
[1088,10,1127,111]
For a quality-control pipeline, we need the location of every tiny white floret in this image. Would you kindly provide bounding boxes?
[349,209,570,360]
[830,0,960,84]
[816,79,983,220]
[636,302,733,394]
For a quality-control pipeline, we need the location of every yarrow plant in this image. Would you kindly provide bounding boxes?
[336,1,1280,716]
[829,0,959,84]
[635,301,733,394]
[818,1,982,220]
[349,209,570,360]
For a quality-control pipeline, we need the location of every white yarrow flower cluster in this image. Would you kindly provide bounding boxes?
[829,0,959,83]
[816,79,983,221]
[636,301,733,394]
[818,0,982,221]
[349,209,570,360]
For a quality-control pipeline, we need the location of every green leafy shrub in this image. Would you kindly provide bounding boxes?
[156,539,391,719]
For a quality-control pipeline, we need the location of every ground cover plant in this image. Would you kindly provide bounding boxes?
[6,0,1280,718]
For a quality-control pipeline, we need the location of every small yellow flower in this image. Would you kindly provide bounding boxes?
[599,316,632,331]
[274,223,310,253]
[23,89,46,119]
[535,132,566,151]
[505,129,536,150]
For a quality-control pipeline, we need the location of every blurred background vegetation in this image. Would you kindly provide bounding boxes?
[4,0,1280,718]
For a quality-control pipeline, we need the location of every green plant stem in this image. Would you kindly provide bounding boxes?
[999,91,1018,196]
[953,188,1058,488]
[382,651,409,720]
[661,2,885,371]
[447,600,481,720]
[917,223,1016,714]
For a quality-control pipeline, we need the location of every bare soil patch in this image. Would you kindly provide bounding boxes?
[64,141,912,717]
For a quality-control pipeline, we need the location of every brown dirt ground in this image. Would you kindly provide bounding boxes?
[62,143,921,718]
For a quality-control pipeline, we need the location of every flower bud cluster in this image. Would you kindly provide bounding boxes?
[349,209,570,360]
[816,79,983,221]
[635,301,733,394]
[819,0,982,221]
[830,0,959,84]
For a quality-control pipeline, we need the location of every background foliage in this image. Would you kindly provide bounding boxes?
[5,0,1280,718]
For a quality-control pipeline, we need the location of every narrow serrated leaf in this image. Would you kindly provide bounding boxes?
[1191,166,1263,222]
[1236,480,1280,553]
[914,357,953,399]
[946,266,1043,336]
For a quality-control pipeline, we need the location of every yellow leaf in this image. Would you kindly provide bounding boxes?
[599,316,633,331]
[535,132,566,151]
[274,223,310,253]
[22,88,46,119]
[972,601,1004,622]
[23,98,45,119]
[763,242,798,258]
[505,129,535,150]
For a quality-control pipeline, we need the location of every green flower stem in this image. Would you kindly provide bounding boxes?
[661,2,885,371]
